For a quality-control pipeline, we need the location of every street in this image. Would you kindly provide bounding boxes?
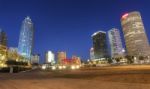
[0,65,150,89]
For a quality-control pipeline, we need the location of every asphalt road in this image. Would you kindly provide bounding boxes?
[0,65,150,89]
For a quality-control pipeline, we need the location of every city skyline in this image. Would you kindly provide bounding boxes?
[0,0,150,62]
[1,1,150,89]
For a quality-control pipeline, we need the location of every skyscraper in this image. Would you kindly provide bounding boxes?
[121,11,150,57]
[0,29,7,46]
[18,16,34,59]
[92,31,108,59]
[108,28,124,58]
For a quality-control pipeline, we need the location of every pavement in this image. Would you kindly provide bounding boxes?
[0,65,150,89]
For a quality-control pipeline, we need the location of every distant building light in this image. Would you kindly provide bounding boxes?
[62,65,66,69]
[52,66,56,70]
[76,65,80,69]
[42,65,46,70]
[58,66,63,70]
[71,65,76,70]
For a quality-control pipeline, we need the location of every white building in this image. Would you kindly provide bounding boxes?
[108,28,124,58]
[45,51,55,65]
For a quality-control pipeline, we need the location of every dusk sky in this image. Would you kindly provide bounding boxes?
[0,0,150,63]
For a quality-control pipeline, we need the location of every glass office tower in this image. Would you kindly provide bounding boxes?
[92,31,108,59]
[18,16,34,59]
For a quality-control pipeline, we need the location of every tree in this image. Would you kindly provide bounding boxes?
[6,60,17,66]
[115,58,120,63]
[125,55,133,64]
[139,56,144,60]
[107,58,112,64]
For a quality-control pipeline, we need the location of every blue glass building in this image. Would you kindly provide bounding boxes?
[18,16,34,59]
[92,31,108,59]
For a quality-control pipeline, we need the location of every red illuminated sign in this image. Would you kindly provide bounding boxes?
[122,13,129,19]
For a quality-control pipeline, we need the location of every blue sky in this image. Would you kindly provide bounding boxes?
[0,0,150,62]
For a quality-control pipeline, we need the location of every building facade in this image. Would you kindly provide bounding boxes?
[57,51,66,65]
[0,45,7,67]
[92,31,108,59]
[108,28,124,58]
[18,16,34,59]
[45,51,55,64]
[72,55,81,65]
[7,47,18,61]
[90,47,95,60]
[121,11,150,57]
[0,29,7,46]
